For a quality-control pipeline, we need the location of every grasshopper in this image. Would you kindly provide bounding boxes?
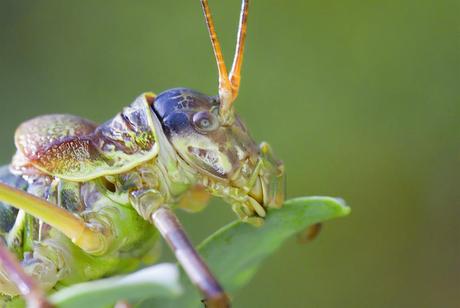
[0,1,285,307]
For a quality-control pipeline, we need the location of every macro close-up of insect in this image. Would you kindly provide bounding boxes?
[0,1,354,308]
[3,0,458,307]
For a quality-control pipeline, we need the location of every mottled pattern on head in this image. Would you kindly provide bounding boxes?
[153,88,220,119]
[152,88,259,181]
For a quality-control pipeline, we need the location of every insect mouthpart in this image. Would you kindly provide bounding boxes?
[235,143,285,211]
[256,144,285,209]
[195,142,285,225]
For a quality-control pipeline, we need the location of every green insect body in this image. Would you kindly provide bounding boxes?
[0,1,289,306]
[0,85,284,300]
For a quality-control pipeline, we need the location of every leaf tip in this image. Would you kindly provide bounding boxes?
[330,197,351,216]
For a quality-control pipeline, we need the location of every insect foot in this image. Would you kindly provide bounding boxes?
[202,293,231,308]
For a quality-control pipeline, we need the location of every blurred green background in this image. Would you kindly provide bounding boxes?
[1,0,459,307]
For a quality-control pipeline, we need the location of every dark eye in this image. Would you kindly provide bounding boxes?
[192,111,219,133]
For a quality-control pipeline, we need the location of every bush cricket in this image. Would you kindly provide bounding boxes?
[0,1,288,307]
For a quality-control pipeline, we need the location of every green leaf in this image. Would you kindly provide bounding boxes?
[147,196,350,307]
[49,263,182,308]
[49,196,349,308]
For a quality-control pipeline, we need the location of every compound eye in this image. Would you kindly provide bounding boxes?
[192,111,219,133]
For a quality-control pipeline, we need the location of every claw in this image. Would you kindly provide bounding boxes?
[202,293,231,308]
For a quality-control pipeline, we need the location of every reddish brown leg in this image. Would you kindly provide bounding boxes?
[151,207,230,308]
[0,240,51,308]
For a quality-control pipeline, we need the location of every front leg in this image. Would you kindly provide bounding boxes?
[151,207,230,308]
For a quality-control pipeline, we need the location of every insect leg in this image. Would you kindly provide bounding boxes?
[177,185,211,213]
[0,240,51,307]
[297,223,323,244]
[151,207,230,308]
[0,182,107,254]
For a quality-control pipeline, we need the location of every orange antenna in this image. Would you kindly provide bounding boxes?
[229,0,249,103]
[200,0,249,121]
